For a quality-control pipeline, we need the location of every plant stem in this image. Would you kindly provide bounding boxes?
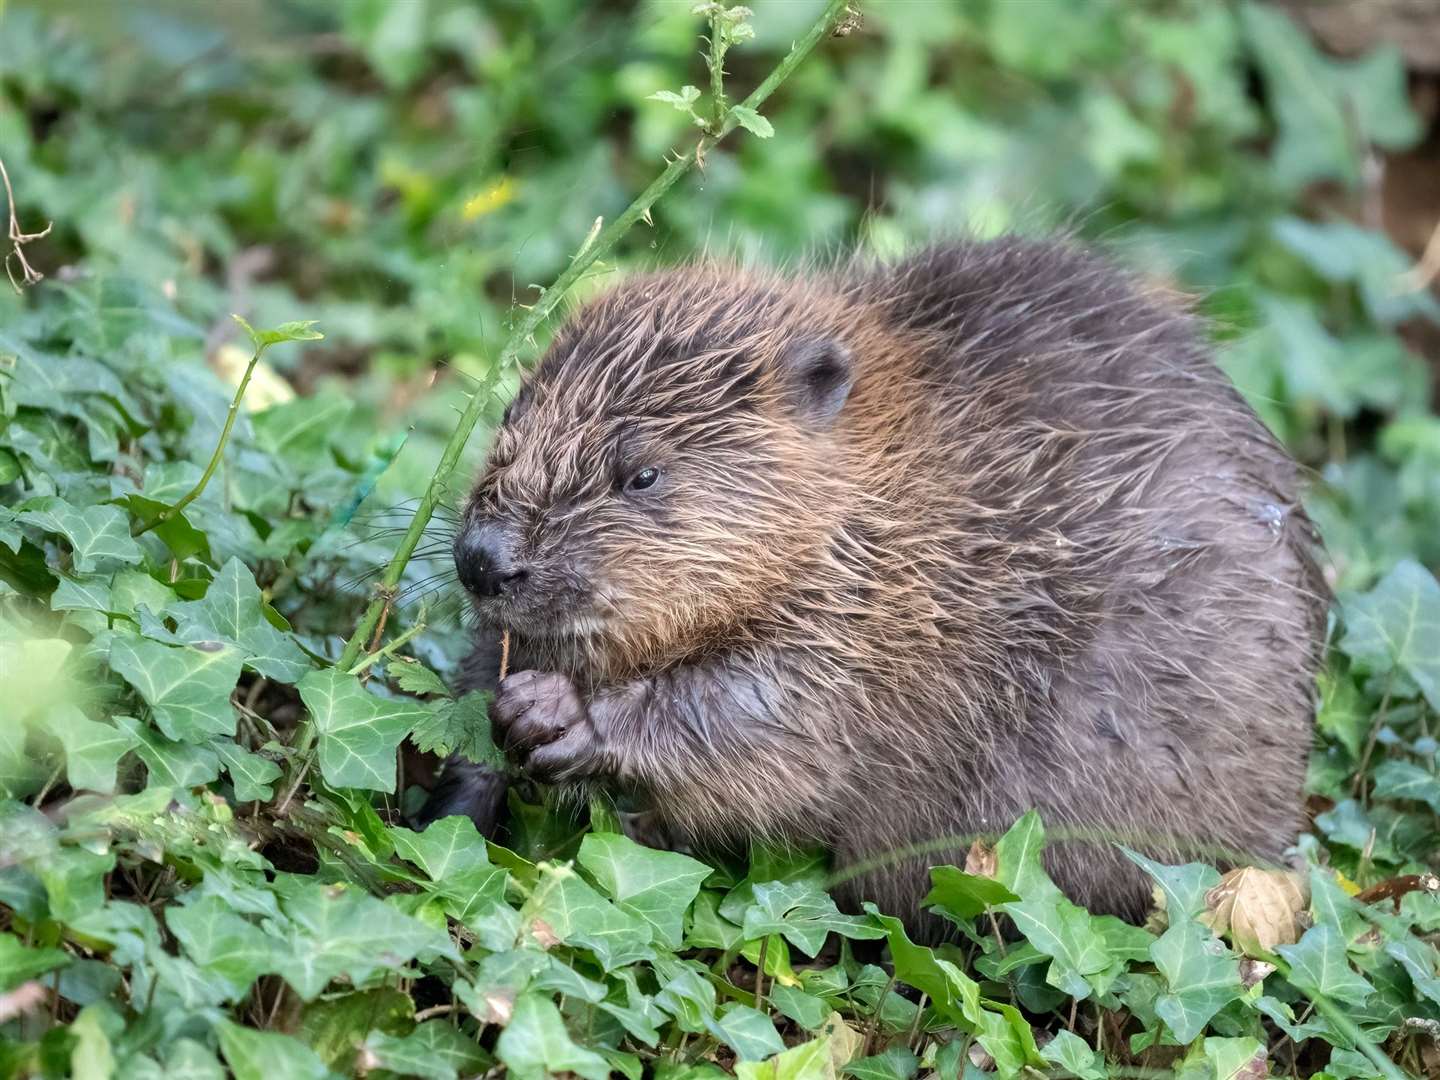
[136,340,265,536]
[329,0,853,680]
[1271,958,1413,1080]
[707,14,727,132]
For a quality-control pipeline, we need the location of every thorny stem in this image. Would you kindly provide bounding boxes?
[135,334,267,536]
[706,11,728,131]
[347,612,428,677]
[287,0,854,775]
[0,155,51,293]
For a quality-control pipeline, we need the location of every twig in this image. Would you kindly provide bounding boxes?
[753,935,769,1014]
[0,155,51,293]
[499,629,512,681]
[1397,216,1440,294]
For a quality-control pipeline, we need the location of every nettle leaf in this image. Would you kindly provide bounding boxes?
[523,862,655,971]
[109,636,241,742]
[298,669,431,792]
[363,1022,490,1080]
[408,690,502,766]
[496,992,611,1080]
[729,105,774,138]
[1340,559,1440,711]
[48,705,136,793]
[217,1020,332,1080]
[17,497,142,572]
[231,314,324,348]
[166,896,283,1000]
[1151,921,1242,1043]
[738,879,885,957]
[390,657,449,697]
[170,558,309,682]
[578,832,712,949]
[1277,923,1376,1002]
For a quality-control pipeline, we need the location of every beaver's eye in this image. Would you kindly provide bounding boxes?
[626,466,660,493]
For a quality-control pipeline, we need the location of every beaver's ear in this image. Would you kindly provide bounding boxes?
[777,337,854,426]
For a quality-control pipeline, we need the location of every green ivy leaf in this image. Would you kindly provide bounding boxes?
[1039,1029,1105,1080]
[1003,894,1112,1000]
[363,1023,491,1080]
[1122,849,1223,924]
[298,669,430,792]
[523,862,655,971]
[115,715,221,787]
[217,1020,333,1080]
[1277,923,1376,1002]
[109,636,242,742]
[1371,759,1440,813]
[213,742,282,802]
[1151,921,1242,1043]
[496,992,611,1080]
[843,1046,920,1080]
[1340,559,1440,710]
[708,1003,785,1062]
[729,105,774,138]
[1203,1036,1268,1080]
[170,558,309,683]
[923,865,1019,922]
[734,1037,831,1080]
[578,832,712,949]
[166,896,283,1000]
[17,497,142,573]
[0,933,71,992]
[739,879,885,957]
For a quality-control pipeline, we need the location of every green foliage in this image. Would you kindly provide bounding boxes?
[3,0,1440,1077]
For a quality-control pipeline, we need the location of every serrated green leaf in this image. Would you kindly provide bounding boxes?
[217,1020,333,1080]
[298,669,430,792]
[17,497,141,573]
[231,314,324,347]
[578,831,712,949]
[390,657,450,697]
[729,105,774,137]
[496,992,611,1080]
[109,636,241,742]
[407,690,501,765]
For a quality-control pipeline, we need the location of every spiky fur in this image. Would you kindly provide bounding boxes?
[435,237,1327,939]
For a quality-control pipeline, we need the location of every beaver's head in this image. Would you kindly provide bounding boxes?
[455,269,860,666]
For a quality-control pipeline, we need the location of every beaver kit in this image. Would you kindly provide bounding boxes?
[420,238,1327,939]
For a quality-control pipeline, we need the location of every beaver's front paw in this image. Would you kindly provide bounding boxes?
[493,670,602,783]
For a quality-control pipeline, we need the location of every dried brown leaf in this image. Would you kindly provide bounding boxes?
[964,838,997,878]
[1202,867,1307,955]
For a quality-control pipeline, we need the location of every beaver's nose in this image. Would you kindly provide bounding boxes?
[455,521,529,598]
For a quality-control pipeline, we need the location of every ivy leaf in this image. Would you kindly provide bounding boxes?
[496,992,611,1080]
[729,105,774,138]
[708,1003,785,1062]
[298,669,430,792]
[166,896,283,1000]
[170,558,309,683]
[390,815,508,917]
[1003,895,1112,1000]
[17,497,142,573]
[1340,559,1440,711]
[739,879,884,957]
[1151,921,1242,1043]
[363,1023,490,1080]
[923,865,1018,922]
[1371,759,1440,814]
[1123,849,1223,924]
[843,1047,920,1080]
[1039,1030,1105,1080]
[48,705,136,794]
[115,715,221,787]
[993,809,1060,901]
[280,882,453,1001]
[1277,924,1376,1002]
[734,1037,831,1080]
[1203,1037,1268,1080]
[0,933,71,992]
[109,636,242,742]
[578,832,713,949]
[865,906,985,1032]
[213,742,282,802]
[216,1020,333,1080]
[523,863,655,971]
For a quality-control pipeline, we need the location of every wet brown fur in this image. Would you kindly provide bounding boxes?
[441,238,1328,938]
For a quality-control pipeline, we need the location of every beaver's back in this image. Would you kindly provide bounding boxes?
[824,240,1326,925]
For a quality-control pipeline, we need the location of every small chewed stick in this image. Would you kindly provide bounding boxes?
[498,629,511,681]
